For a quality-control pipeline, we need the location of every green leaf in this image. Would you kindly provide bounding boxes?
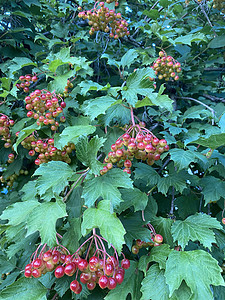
[56,125,96,148]
[105,261,142,300]
[141,264,170,300]
[139,244,171,275]
[209,35,225,48]
[192,133,225,149]
[171,213,222,250]
[169,149,197,171]
[120,49,139,69]
[157,171,189,195]
[103,104,131,126]
[33,161,73,200]
[219,113,225,133]
[201,176,225,205]
[26,200,67,247]
[81,200,126,253]
[76,136,105,175]
[82,96,116,121]
[21,181,37,202]
[0,255,16,274]
[62,218,82,253]
[0,277,47,300]
[79,80,110,96]
[121,67,155,106]
[174,33,207,46]
[151,217,174,247]
[165,250,225,298]
[134,162,160,186]
[118,188,148,213]
[13,123,40,153]
[0,200,40,226]
[82,168,133,209]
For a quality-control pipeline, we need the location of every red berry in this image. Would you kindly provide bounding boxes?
[121,258,130,269]
[87,281,96,290]
[60,101,66,108]
[108,277,117,290]
[54,265,65,278]
[64,262,76,276]
[77,259,88,271]
[115,272,124,284]
[99,275,109,289]
[222,218,225,225]
[124,159,132,168]
[33,258,43,269]
[154,234,163,243]
[89,256,99,267]
[70,280,79,293]
[24,269,32,278]
[105,263,114,276]
[32,268,41,278]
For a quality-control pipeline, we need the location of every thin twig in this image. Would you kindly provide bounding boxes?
[193,0,217,37]
[203,93,225,103]
[176,96,215,125]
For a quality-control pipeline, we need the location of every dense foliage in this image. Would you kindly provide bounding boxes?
[0,0,225,299]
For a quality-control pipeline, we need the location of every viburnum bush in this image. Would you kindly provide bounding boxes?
[0,0,225,299]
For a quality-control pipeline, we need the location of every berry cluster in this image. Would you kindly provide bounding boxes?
[24,245,68,278]
[16,75,38,93]
[24,231,130,295]
[18,134,75,165]
[100,122,169,175]
[152,51,181,81]
[78,2,130,39]
[132,234,163,254]
[0,169,29,188]
[0,114,14,149]
[104,0,119,5]
[24,89,66,131]
[62,79,74,98]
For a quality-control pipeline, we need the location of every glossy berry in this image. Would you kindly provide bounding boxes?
[108,277,117,290]
[121,258,130,270]
[99,275,109,289]
[222,218,225,225]
[70,280,79,293]
[64,262,76,276]
[54,265,65,278]
[24,269,32,278]
[115,271,124,284]
[154,234,163,243]
[77,259,88,271]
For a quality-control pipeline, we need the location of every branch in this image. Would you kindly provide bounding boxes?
[203,93,225,103]
[193,0,217,37]
[175,96,215,125]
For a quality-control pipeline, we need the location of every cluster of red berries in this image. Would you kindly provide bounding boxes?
[152,51,181,82]
[100,122,169,175]
[132,234,163,255]
[16,74,38,93]
[24,89,66,131]
[0,114,14,149]
[78,2,130,39]
[18,134,75,165]
[62,79,74,98]
[24,246,67,279]
[0,169,29,188]
[24,232,130,295]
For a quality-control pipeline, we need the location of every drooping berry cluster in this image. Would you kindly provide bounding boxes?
[24,231,130,295]
[78,2,130,39]
[16,75,38,93]
[132,223,163,254]
[100,122,169,175]
[18,134,75,165]
[152,51,181,82]
[0,114,14,148]
[132,234,163,254]
[24,245,68,278]
[0,169,29,188]
[24,89,66,131]
[62,79,74,98]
